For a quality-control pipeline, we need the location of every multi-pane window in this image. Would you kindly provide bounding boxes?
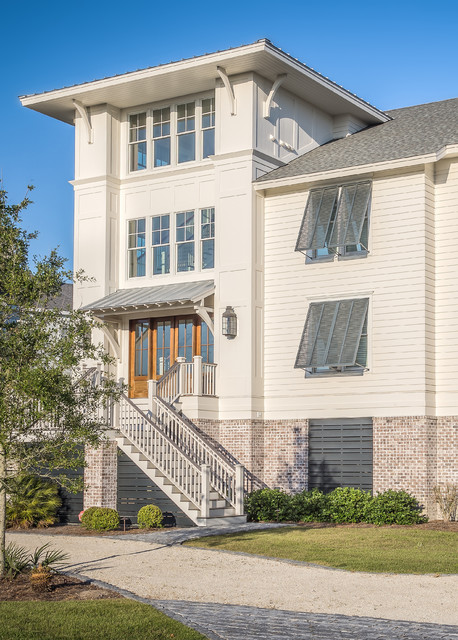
[128,218,146,277]
[134,321,149,376]
[202,98,215,158]
[152,107,171,167]
[152,214,170,275]
[178,318,194,362]
[177,102,196,163]
[176,211,195,272]
[200,321,214,363]
[296,182,371,260]
[129,113,147,171]
[201,208,215,269]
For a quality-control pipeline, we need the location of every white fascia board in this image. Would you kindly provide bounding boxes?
[254,144,458,192]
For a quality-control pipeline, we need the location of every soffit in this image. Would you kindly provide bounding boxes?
[20,41,388,126]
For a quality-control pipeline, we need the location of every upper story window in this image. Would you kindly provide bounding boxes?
[129,113,147,171]
[128,218,146,277]
[296,181,371,261]
[128,96,215,173]
[202,98,215,158]
[152,214,170,275]
[127,208,214,278]
[295,298,369,376]
[152,107,171,167]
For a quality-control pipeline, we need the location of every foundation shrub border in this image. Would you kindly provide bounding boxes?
[81,507,120,531]
[245,488,426,524]
[137,504,163,529]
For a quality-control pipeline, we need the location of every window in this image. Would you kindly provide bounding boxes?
[202,98,215,158]
[201,207,215,269]
[296,182,371,260]
[176,211,195,272]
[128,218,146,277]
[295,298,369,375]
[152,214,170,275]
[152,107,171,167]
[177,102,196,163]
[200,321,214,363]
[129,113,147,171]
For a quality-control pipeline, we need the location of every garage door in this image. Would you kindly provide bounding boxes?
[308,418,373,491]
[117,451,194,527]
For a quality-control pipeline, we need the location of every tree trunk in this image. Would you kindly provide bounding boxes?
[0,443,6,577]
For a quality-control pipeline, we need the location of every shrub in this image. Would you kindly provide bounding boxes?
[4,542,69,579]
[323,487,373,523]
[291,489,330,522]
[137,504,163,529]
[82,507,120,531]
[366,490,426,525]
[80,506,100,529]
[433,484,457,522]
[245,488,297,522]
[6,474,61,528]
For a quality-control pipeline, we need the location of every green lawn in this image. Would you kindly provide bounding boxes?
[0,600,207,640]
[185,527,458,574]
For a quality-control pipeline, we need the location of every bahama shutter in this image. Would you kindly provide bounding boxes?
[295,187,339,252]
[328,182,371,249]
[295,298,369,369]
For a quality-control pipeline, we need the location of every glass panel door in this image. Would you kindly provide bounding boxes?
[129,320,150,398]
[155,320,172,378]
[177,318,194,362]
[200,321,214,363]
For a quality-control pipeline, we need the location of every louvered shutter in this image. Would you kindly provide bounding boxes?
[296,187,338,252]
[329,182,371,248]
[295,298,369,369]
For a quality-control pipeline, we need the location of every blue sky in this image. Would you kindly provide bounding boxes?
[1,0,457,270]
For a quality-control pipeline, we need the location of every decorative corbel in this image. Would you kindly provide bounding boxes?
[73,99,93,144]
[216,66,236,116]
[264,73,287,119]
[194,303,214,336]
[98,321,121,360]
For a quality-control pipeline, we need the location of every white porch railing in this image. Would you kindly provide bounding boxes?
[154,356,217,404]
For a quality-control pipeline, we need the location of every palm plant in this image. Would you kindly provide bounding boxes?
[6,474,61,528]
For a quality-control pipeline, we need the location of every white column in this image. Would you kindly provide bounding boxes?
[235,464,245,516]
[193,355,203,396]
[201,464,211,519]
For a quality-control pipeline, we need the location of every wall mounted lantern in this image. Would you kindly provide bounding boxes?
[222,306,237,339]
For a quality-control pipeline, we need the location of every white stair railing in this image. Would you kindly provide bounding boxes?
[155,357,217,404]
[115,390,244,516]
[156,361,181,404]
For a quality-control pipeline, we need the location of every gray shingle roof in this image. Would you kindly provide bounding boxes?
[257,98,458,183]
[45,283,73,310]
[81,280,214,313]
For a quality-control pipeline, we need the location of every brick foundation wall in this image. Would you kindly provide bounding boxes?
[373,416,458,518]
[83,441,118,509]
[194,418,309,492]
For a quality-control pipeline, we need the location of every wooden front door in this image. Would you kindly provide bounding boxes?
[129,316,214,398]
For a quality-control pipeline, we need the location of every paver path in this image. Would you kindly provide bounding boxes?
[7,528,458,638]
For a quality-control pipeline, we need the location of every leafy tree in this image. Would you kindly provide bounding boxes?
[0,187,119,576]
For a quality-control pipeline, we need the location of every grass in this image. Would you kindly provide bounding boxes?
[0,600,208,640]
[185,526,458,574]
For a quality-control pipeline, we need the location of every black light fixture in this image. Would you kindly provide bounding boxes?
[222,306,237,338]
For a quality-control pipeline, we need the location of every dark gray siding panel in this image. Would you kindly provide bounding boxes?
[308,418,373,491]
[116,451,195,527]
[57,468,84,524]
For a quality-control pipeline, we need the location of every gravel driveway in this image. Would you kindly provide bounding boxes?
[7,530,458,626]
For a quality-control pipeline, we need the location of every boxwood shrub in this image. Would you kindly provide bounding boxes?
[245,487,426,525]
[81,507,120,531]
[137,504,163,529]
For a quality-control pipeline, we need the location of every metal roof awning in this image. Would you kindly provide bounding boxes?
[81,280,214,315]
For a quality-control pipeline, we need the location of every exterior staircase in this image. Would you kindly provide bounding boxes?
[111,376,250,526]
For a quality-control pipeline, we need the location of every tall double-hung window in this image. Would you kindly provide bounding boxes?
[152,107,171,167]
[296,181,371,259]
[128,218,146,277]
[129,113,147,171]
[201,208,215,269]
[176,211,195,272]
[295,298,369,375]
[201,98,215,158]
[152,214,170,275]
[177,103,196,164]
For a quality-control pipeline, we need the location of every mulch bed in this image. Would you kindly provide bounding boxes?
[0,574,122,602]
[292,520,458,532]
[7,524,165,536]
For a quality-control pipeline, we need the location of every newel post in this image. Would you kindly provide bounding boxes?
[201,464,211,519]
[235,464,245,516]
[193,355,203,396]
[176,357,186,396]
[147,379,157,418]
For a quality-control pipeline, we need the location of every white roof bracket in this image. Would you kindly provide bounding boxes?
[194,300,214,336]
[264,73,287,118]
[217,66,236,115]
[73,99,93,144]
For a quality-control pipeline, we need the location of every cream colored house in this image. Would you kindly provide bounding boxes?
[21,40,458,522]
